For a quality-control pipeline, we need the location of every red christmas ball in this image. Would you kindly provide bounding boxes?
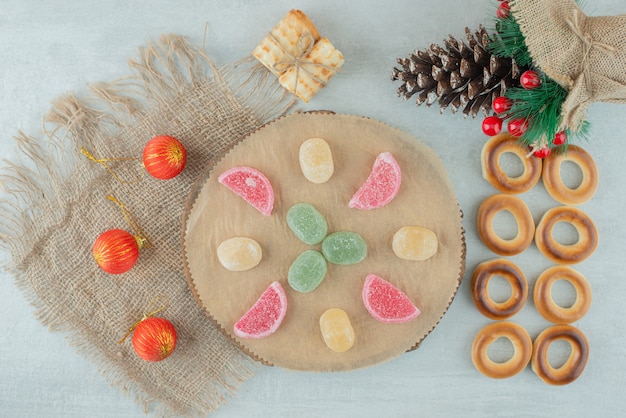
[492,96,513,115]
[496,2,510,18]
[93,229,140,274]
[143,135,187,180]
[508,118,529,137]
[520,70,541,89]
[553,131,567,146]
[132,316,177,362]
[533,146,552,159]
[482,116,503,136]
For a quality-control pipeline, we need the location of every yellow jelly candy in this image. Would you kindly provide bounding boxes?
[299,137,334,184]
[217,237,262,271]
[392,226,438,261]
[319,308,355,353]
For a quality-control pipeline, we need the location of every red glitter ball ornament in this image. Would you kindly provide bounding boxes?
[520,70,541,89]
[492,96,512,115]
[482,116,503,136]
[553,131,568,146]
[508,118,529,137]
[143,135,187,180]
[92,228,140,274]
[132,316,177,362]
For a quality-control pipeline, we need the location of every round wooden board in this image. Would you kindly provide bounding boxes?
[183,112,465,371]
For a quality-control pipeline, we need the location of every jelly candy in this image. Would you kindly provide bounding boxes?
[392,226,438,261]
[299,137,334,184]
[319,308,355,353]
[322,231,367,265]
[288,250,328,293]
[286,202,328,245]
[218,166,274,216]
[217,237,263,271]
[234,281,287,339]
[349,152,401,210]
[362,274,420,323]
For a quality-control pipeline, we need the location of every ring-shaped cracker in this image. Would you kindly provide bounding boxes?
[542,145,598,205]
[477,194,535,256]
[533,266,591,324]
[471,321,532,379]
[481,133,542,194]
[535,206,598,265]
[532,325,589,385]
[471,259,528,320]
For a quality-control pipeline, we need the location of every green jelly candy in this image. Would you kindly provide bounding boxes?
[322,231,367,265]
[286,202,328,245]
[288,250,328,293]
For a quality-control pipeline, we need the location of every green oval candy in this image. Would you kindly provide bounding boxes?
[286,202,328,245]
[322,231,367,265]
[288,250,328,293]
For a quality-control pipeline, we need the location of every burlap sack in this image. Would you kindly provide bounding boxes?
[511,0,626,131]
[0,34,290,416]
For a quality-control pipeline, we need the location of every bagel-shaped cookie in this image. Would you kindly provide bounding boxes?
[477,194,535,256]
[482,133,542,194]
[535,206,598,265]
[471,259,528,320]
[532,325,589,385]
[471,321,532,379]
[542,145,598,205]
[533,266,591,324]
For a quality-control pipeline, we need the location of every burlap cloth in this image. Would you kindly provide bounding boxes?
[510,0,626,132]
[0,34,291,416]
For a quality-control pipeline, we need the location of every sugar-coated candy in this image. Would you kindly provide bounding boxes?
[217,237,262,271]
[286,202,328,245]
[349,152,401,210]
[322,231,367,265]
[299,137,334,184]
[392,226,438,261]
[288,250,328,293]
[319,308,355,353]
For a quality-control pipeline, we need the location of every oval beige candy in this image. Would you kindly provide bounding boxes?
[299,137,334,184]
[392,226,438,261]
[217,237,262,271]
[319,308,355,353]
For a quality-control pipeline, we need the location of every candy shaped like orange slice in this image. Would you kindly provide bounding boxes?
[362,274,420,323]
[349,152,401,210]
[218,166,274,216]
[234,281,287,339]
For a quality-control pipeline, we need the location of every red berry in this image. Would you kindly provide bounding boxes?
[533,147,552,159]
[507,118,528,137]
[497,2,510,18]
[482,116,503,136]
[492,96,512,115]
[520,70,541,89]
[553,131,567,146]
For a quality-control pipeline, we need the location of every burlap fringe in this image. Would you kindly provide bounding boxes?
[0,33,292,417]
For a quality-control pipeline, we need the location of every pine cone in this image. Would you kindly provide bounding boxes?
[392,26,527,118]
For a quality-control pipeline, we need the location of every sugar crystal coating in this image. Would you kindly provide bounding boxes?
[217,237,262,271]
[233,281,287,339]
[392,226,438,261]
[362,274,420,323]
[288,250,328,293]
[218,166,274,216]
[299,137,334,184]
[286,202,328,245]
[322,231,367,265]
[349,152,402,210]
[319,308,355,352]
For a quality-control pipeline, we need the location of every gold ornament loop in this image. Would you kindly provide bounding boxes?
[81,146,141,183]
[106,194,153,250]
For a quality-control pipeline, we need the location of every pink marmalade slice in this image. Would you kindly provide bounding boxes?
[234,281,287,339]
[349,152,401,210]
[362,274,420,323]
[218,166,274,216]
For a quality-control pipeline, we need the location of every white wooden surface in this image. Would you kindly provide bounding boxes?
[1,0,625,416]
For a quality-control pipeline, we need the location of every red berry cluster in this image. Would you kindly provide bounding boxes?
[496,1,510,19]
[481,70,567,159]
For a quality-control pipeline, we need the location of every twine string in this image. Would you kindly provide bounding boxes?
[80,146,141,183]
[119,294,169,344]
[106,194,153,250]
[268,31,338,95]
[566,9,616,93]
